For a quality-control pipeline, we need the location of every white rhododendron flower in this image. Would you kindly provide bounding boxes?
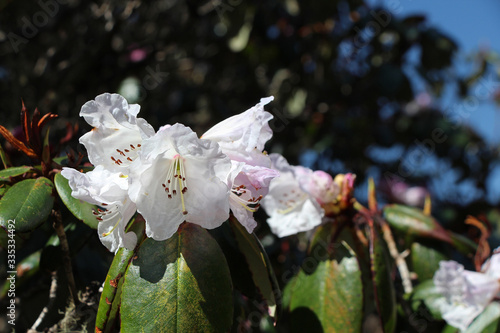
[61,166,137,253]
[203,96,279,233]
[228,162,279,233]
[62,93,155,252]
[128,123,231,241]
[79,93,155,172]
[202,96,274,167]
[433,256,500,332]
[261,154,324,237]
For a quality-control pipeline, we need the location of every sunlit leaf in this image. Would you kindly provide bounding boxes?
[0,166,33,182]
[121,223,233,332]
[0,177,54,232]
[284,223,363,333]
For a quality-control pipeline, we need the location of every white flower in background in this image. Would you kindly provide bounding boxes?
[261,154,324,238]
[297,169,340,205]
[433,258,500,332]
[79,93,155,172]
[61,166,137,253]
[202,96,274,167]
[128,123,231,241]
[228,162,279,233]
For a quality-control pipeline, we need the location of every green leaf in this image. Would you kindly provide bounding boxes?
[370,225,397,333]
[383,204,451,243]
[96,247,136,333]
[411,242,447,282]
[121,223,233,332]
[0,184,10,197]
[54,172,98,229]
[465,303,500,333]
[96,218,145,333]
[0,177,54,232]
[228,217,281,319]
[284,223,363,333]
[409,279,443,321]
[0,166,33,182]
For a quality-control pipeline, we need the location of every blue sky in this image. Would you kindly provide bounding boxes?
[390,0,500,144]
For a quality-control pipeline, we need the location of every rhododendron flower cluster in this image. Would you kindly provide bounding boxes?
[62,93,278,252]
[433,250,500,331]
[261,153,355,238]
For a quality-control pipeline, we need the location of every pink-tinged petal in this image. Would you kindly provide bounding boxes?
[130,123,231,241]
[79,93,154,172]
[261,155,324,237]
[202,97,274,167]
[228,162,280,233]
[297,169,340,205]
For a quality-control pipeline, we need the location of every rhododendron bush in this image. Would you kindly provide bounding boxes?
[0,93,497,333]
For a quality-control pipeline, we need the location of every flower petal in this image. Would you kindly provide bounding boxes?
[130,123,231,241]
[229,162,279,233]
[79,93,154,172]
[261,155,324,237]
[61,166,137,253]
[202,97,274,166]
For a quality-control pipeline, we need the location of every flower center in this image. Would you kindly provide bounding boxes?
[93,203,122,237]
[162,154,188,215]
[231,185,262,212]
[110,143,142,166]
[277,189,308,214]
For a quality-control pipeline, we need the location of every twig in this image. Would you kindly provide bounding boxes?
[28,271,58,332]
[52,208,79,306]
[380,221,413,294]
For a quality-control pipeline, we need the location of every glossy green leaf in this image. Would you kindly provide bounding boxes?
[0,177,54,232]
[96,247,136,333]
[229,217,280,319]
[370,225,397,333]
[54,172,98,229]
[121,223,233,332]
[465,303,500,333]
[0,184,10,197]
[410,279,443,320]
[0,166,33,182]
[96,218,145,333]
[411,242,448,282]
[383,204,451,243]
[284,223,363,333]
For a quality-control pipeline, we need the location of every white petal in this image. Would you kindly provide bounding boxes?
[202,97,274,167]
[261,161,324,237]
[433,260,500,332]
[97,199,138,253]
[130,124,231,241]
[79,93,154,172]
[61,166,137,253]
[61,166,128,205]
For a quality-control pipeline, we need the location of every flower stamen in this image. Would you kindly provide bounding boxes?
[162,155,188,215]
[231,185,263,213]
[110,142,141,166]
[93,204,122,237]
